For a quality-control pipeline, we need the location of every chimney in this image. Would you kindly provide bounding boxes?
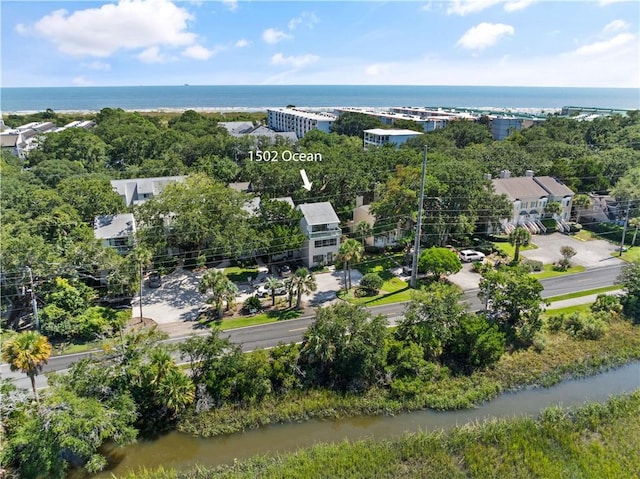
[483,173,492,180]
[525,170,534,177]
[500,170,511,179]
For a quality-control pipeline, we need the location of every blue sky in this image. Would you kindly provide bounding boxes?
[2,0,638,88]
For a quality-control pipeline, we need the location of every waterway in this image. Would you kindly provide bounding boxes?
[91,362,640,478]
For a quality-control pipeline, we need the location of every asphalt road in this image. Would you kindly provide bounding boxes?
[2,263,626,390]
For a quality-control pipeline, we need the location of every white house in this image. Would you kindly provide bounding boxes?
[491,170,575,234]
[363,128,423,148]
[94,214,136,254]
[297,202,341,267]
[267,108,336,138]
[110,176,187,207]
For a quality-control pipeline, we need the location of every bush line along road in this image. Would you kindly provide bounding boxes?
[3,263,624,389]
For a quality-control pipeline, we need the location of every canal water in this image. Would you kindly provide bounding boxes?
[93,362,640,477]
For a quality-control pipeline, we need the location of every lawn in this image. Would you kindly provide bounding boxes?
[203,308,303,331]
[542,303,592,318]
[614,246,640,263]
[223,266,260,283]
[337,277,413,307]
[573,229,598,241]
[356,252,405,280]
[546,285,622,303]
[492,241,538,258]
[532,264,586,279]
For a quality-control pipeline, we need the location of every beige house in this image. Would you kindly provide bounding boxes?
[352,196,402,248]
[491,170,574,234]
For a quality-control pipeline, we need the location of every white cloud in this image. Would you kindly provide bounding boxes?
[83,61,111,71]
[457,23,514,51]
[262,28,292,44]
[288,12,319,30]
[72,76,92,86]
[503,0,535,12]
[365,63,391,76]
[598,0,625,5]
[138,46,167,63]
[447,0,502,15]
[603,19,629,34]
[222,0,238,12]
[447,0,534,15]
[182,45,221,60]
[235,39,251,48]
[573,32,635,55]
[15,23,28,35]
[270,53,319,68]
[31,0,196,57]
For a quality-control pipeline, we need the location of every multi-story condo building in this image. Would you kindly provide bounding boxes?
[267,108,336,138]
[297,202,341,267]
[363,128,423,148]
[492,170,575,233]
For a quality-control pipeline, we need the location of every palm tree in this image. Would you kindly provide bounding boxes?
[337,239,364,290]
[509,226,531,263]
[199,270,235,320]
[158,369,195,416]
[545,201,563,219]
[132,246,153,322]
[572,194,591,224]
[355,221,373,246]
[265,276,284,307]
[291,267,317,309]
[2,331,52,403]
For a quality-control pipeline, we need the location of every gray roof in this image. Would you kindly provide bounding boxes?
[533,176,574,197]
[228,181,252,192]
[94,214,136,239]
[110,176,187,207]
[219,121,254,135]
[298,202,340,225]
[492,177,549,200]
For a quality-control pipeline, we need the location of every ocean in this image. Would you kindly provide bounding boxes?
[1,85,638,113]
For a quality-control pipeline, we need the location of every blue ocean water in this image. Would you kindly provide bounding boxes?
[1,85,638,113]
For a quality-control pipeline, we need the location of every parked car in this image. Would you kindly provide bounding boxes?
[255,283,287,298]
[278,264,292,277]
[148,271,161,288]
[459,250,486,263]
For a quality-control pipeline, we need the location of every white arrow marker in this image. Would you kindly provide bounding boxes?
[300,169,313,191]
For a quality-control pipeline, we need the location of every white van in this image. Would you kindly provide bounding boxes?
[459,250,486,263]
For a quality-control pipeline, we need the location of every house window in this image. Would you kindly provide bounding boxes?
[312,254,324,264]
[311,224,328,232]
[315,238,338,248]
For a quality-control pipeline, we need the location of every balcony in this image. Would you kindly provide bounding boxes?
[307,227,341,239]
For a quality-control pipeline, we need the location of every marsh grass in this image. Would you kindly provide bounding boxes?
[178,316,640,439]
[120,391,640,479]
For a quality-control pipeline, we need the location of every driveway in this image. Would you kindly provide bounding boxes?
[521,233,624,269]
[141,266,362,325]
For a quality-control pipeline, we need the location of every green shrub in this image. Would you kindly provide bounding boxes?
[546,313,566,333]
[563,312,608,340]
[531,332,547,352]
[520,258,543,272]
[359,273,384,295]
[591,294,623,316]
[443,313,506,373]
[243,295,262,313]
[472,261,491,274]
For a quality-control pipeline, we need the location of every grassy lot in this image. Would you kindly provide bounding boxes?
[128,392,640,479]
[543,303,592,317]
[337,278,413,307]
[614,247,640,263]
[492,241,538,258]
[223,266,260,283]
[532,264,586,279]
[202,308,303,331]
[546,285,622,303]
[573,229,599,241]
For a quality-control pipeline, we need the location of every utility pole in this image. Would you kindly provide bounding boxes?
[25,266,39,331]
[619,199,631,256]
[410,146,428,289]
